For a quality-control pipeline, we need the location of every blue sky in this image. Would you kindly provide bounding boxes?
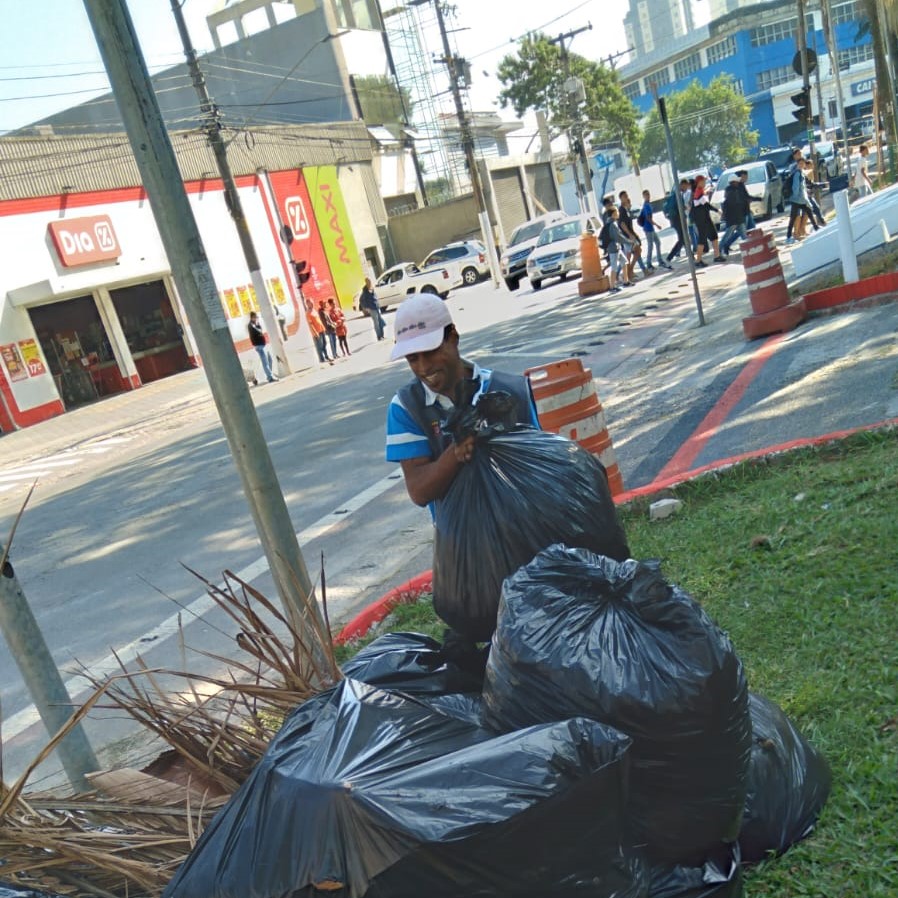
[0,0,636,134]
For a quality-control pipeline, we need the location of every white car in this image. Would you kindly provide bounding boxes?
[710,161,783,228]
[801,141,844,179]
[525,214,602,290]
[499,212,568,291]
[358,263,461,312]
[420,240,489,287]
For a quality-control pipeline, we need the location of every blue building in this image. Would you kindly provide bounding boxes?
[619,0,874,153]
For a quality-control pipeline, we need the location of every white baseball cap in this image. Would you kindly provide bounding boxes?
[389,293,453,361]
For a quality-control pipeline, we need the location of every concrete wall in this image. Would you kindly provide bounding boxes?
[387,195,479,264]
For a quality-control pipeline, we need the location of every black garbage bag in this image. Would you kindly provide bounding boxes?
[164,678,647,898]
[738,692,832,863]
[340,632,484,694]
[433,391,629,642]
[649,843,742,898]
[482,545,752,866]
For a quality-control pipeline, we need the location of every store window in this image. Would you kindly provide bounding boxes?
[29,294,125,410]
[110,281,192,384]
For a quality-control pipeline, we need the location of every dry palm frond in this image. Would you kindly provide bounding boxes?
[1,568,344,897]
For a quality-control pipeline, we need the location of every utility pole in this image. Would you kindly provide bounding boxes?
[170,0,290,378]
[550,27,596,214]
[429,0,501,286]
[872,0,898,182]
[656,91,705,327]
[820,0,853,183]
[83,0,322,636]
[796,0,816,162]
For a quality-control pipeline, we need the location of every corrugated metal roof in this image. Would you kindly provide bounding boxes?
[0,122,374,202]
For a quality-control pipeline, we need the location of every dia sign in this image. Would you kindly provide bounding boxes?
[48,215,120,267]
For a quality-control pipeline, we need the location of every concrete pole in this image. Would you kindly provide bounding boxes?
[833,189,859,282]
[431,0,501,286]
[0,559,99,792]
[169,0,290,379]
[82,0,322,633]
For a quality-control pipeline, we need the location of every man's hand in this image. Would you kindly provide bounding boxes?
[453,435,475,464]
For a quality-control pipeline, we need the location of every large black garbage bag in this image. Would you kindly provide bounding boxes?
[340,631,484,694]
[164,678,647,898]
[649,843,742,898]
[738,692,832,863]
[433,392,629,642]
[482,545,752,866]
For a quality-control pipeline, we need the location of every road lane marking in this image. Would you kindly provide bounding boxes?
[2,468,405,742]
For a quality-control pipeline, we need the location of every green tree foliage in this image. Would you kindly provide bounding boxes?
[353,75,412,125]
[496,33,641,160]
[639,75,758,169]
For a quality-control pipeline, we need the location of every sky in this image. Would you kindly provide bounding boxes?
[0,0,634,136]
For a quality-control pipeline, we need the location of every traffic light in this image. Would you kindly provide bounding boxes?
[791,87,811,124]
[291,260,310,288]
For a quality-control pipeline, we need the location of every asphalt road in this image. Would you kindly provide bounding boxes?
[2,212,897,788]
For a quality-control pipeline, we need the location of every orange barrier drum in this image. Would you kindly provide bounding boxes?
[525,358,625,496]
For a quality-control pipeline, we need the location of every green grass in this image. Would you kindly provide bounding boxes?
[342,429,898,896]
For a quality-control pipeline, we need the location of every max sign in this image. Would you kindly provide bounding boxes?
[48,215,120,267]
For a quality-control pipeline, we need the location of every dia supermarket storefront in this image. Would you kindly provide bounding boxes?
[0,125,384,433]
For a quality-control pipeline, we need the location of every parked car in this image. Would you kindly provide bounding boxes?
[710,161,783,228]
[357,263,461,312]
[499,211,568,291]
[757,145,795,197]
[525,214,602,290]
[420,240,489,287]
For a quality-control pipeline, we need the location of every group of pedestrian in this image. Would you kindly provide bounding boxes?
[784,146,827,245]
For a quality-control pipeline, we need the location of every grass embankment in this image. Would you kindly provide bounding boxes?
[345,429,898,897]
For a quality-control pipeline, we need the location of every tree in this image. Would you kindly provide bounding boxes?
[639,75,758,170]
[352,75,412,126]
[496,33,641,162]
[858,0,897,182]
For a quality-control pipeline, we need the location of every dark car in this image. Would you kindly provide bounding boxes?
[756,146,795,211]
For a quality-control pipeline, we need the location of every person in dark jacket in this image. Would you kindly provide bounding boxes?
[248,311,277,383]
[358,277,386,341]
[719,174,751,256]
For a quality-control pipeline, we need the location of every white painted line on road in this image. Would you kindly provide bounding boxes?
[2,468,406,742]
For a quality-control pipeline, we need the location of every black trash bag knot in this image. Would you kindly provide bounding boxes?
[443,388,519,443]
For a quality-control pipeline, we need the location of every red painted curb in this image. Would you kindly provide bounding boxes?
[335,571,433,645]
[803,271,898,312]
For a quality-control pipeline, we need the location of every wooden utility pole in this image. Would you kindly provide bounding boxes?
[83,0,322,635]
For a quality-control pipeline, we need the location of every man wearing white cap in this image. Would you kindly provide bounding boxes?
[385,293,539,508]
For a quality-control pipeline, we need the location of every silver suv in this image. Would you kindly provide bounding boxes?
[420,240,489,287]
[500,212,567,291]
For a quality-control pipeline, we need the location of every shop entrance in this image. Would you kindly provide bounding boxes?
[110,281,191,384]
[29,295,125,410]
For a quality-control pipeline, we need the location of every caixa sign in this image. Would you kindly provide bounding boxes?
[48,215,120,267]
[851,78,874,97]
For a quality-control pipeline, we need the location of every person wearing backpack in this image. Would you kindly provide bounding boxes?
[598,209,622,294]
[639,189,672,270]
[664,178,691,264]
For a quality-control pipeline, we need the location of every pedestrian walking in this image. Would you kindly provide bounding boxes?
[638,189,671,270]
[852,144,873,199]
[719,174,750,256]
[690,174,724,266]
[599,208,624,293]
[247,311,277,383]
[618,191,648,280]
[318,300,338,360]
[664,178,690,264]
[358,277,386,341]
[785,158,820,245]
[305,298,333,365]
[327,298,351,356]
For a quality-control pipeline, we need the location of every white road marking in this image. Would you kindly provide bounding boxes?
[2,468,405,741]
[0,438,137,492]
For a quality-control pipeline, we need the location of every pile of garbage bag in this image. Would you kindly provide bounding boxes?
[432,390,630,641]
[483,545,752,866]
[165,543,829,898]
[163,678,647,898]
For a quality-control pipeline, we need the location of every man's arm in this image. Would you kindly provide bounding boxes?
[400,436,474,507]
